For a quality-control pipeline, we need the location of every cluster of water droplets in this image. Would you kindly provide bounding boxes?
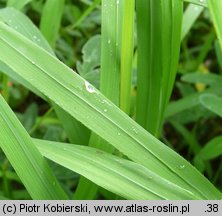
[84,81,113,115]
[32,35,41,43]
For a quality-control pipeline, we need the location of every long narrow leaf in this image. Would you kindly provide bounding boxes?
[199,94,222,117]
[0,7,90,145]
[196,136,222,161]
[165,85,222,118]
[182,4,204,40]
[0,7,49,100]
[183,0,207,7]
[7,0,32,9]
[74,0,123,199]
[40,0,65,48]
[0,95,67,199]
[208,0,222,49]
[120,0,134,114]
[35,139,198,200]
[182,73,222,86]
[136,0,183,137]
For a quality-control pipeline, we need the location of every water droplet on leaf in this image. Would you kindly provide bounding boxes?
[179,164,185,169]
[85,81,96,93]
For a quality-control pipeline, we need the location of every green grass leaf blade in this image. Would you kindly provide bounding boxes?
[7,0,32,9]
[54,105,90,145]
[182,4,205,41]
[136,0,183,137]
[0,7,53,52]
[0,7,52,100]
[197,136,222,161]
[40,0,65,47]
[183,0,208,7]
[0,7,89,145]
[0,95,67,199]
[199,93,222,117]
[74,134,116,200]
[100,0,122,104]
[215,40,222,69]
[120,0,134,114]
[182,73,222,86]
[35,139,199,200]
[208,0,222,49]
[0,22,220,199]
[74,0,123,199]
[165,85,222,118]
[74,178,98,200]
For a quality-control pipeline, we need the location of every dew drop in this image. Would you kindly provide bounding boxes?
[108,39,111,44]
[117,132,121,136]
[33,35,38,40]
[31,61,35,64]
[104,109,108,113]
[179,164,186,169]
[85,81,96,93]
[132,128,138,134]
[102,99,112,106]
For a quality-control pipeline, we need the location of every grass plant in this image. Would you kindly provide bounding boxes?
[0,0,221,200]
